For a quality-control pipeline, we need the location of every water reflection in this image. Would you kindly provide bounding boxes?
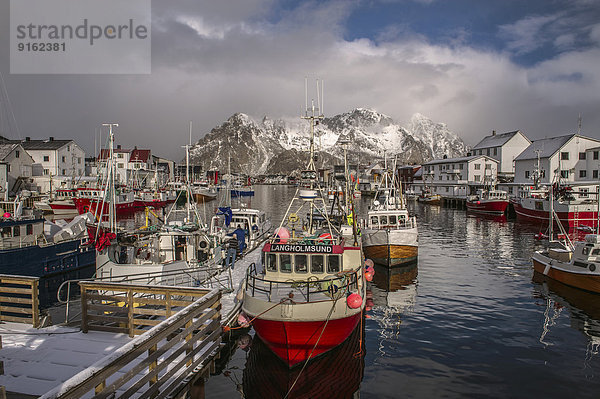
[242,324,365,399]
[367,263,418,356]
[532,272,600,366]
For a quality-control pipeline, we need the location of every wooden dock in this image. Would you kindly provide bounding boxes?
[0,278,224,398]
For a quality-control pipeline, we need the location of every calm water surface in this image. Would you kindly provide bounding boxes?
[204,185,600,399]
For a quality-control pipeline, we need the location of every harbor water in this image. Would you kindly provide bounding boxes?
[205,184,600,398]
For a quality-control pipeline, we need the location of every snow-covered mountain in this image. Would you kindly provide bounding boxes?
[189,108,467,175]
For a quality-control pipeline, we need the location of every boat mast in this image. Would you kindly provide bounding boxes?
[186,121,192,222]
[102,123,118,233]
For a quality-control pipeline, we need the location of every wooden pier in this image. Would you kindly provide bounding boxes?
[0,278,225,398]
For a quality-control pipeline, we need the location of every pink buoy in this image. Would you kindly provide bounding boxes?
[365,271,374,282]
[3,212,11,218]
[274,227,290,244]
[365,265,374,274]
[237,312,251,328]
[364,259,374,268]
[346,293,363,309]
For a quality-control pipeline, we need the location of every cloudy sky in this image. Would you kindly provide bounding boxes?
[1,0,600,161]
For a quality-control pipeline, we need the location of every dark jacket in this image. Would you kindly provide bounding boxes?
[227,235,239,251]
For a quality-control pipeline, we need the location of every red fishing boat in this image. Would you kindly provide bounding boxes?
[466,188,509,215]
[241,85,367,367]
[72,187,138,217]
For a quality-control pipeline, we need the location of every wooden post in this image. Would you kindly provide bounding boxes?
[186,320,193,367]
[128,290,134,337]
[80,284,89,333]
[166,291,172,318]
[95,380,106,395]
[149,343,158,387]
[31,279,40,328]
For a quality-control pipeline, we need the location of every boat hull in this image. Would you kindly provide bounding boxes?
[532,253,600,294]
[513,199,599,230]
[73,197,138,217]
[362,228,418,267]
[466,200,508,215]
[251,312,362,368]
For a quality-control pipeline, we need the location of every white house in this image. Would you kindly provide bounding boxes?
[18,137,86,178]
[584,146,600,181]
[0,143,34,197]
[414,155,499,198]
[471,130,531,180]
[514,134,600,188]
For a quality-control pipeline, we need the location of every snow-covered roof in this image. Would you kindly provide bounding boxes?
[514,134,575,161]
[423,155,498,165]
[472,130,529,149]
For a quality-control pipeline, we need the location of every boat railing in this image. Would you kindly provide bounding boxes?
[244,267,360,303]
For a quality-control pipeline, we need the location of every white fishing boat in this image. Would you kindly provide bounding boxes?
[361,157,418,267]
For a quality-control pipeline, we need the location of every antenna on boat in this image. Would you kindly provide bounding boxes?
[102,123,119,233]
[578,113,582,134]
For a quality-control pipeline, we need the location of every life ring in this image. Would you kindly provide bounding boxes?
[288,213,299,223]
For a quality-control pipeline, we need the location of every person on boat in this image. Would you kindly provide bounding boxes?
[225,233,239,270]
[233,224,246,253]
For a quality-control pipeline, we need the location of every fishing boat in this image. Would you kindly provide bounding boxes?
[0,197,95,306]
[34,188,79,216]
[417,188,442,205]
[94,125,224,286]
[361,157,418,267]
[241,84,367,367]
[466,188,509,215]
[73,186,138,217]
[531,184,600,294]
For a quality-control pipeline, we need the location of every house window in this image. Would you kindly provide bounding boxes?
[525,171,530,179]
[594,151,599,160]
[446,187,449,192]
[61,156,66,162]
[43,155,49,162]
[439,176,442,181]
[493,147,498,156]
[540,170,546,178]
[446,176,450,180]
[26,224,33,235]
[560,170,569,178]
[486,148,490,156]
[594,170,599,179]
[580,188,589,198]
[459,163,463,169]
[509,187,513,194]
[474,175,480,182]
[15,150,19,158]
[78,157,81,164]
[579,152,586,160]
[43,169,49,175]
[485,164,492,169]
[474,164,481,170]
[6,165,10,172]
[561,152,569,160]
[118,153,123,158]
[118,163,124,168]
[580,170,586,178]
[62,169,66,175]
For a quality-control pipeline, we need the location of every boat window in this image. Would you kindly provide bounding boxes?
[1,227,11,238]
[295,254,308,273]
[13,226,20,237]
[371,216,379,226]
[280,254,292,273]
[327,255,340,273]
[311,254,324,273]
[592,249,600,256]
[583,247,590,255]
[26,224,33,235]
[266,253,277,271]
[389,215,397,225]
[380,215,388,225]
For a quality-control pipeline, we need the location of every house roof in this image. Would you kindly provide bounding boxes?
[0,144,18,161]
[472,130,528,149]
[514,134,576,161]
[20,139,72,150]
[130,149,151,162]
[423,155,498,165]
[98,148,130,160]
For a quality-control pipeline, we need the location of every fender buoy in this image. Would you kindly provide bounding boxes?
[237,313,251,328]
[347,293,363,309]
[364,259,374,268]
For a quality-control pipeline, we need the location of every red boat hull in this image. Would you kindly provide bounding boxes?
[251,312,362,367]
[73,197,138,216]
[512,201,599,230]
[466,199,508,215]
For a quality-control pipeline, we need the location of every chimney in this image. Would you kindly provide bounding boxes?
[117,144,122,149]
[443,154,448,159]
[25,137,30,141]
[49,136,54,141]
[492,130,496,136]
[467,151,472,156]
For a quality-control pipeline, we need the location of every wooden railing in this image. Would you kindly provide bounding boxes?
[0,275,40,328]
[42,282,222,399]
[79,281,220,337]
